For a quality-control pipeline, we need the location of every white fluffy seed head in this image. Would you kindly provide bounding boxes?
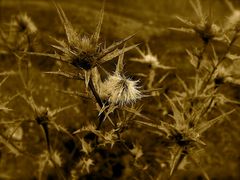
[99,73,141,106]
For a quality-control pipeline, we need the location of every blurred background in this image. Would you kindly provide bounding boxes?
[1,0,239,66]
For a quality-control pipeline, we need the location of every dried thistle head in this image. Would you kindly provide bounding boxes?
[13,13,37,35]
[166,94,235,148]
[131,44,174,69]
[99,73,141,106]
[96,52,142,106]
[0,13,37,53]
[131,45,159,68]
[137,93,234,149]
[135,93,234,179]
[41,3,137,71]
[170,0,224,43]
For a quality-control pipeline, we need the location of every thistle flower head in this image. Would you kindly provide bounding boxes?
[13,13,37,34]
[0,13,37,53]
[41,4,137,71]
[170,0,224,43]
[99,73,141,106]
[174,16,223,43]
[132,47,159,68]
[131,44,174,69]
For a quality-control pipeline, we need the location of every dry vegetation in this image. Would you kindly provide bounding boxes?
[0,0,240,179]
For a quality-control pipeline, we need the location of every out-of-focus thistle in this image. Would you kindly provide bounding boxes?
[21,94,77,151]
[131,44,173,92]
[33,3,137,72]
[13,13,38,35]
[0,13,38,53]
[224,0,240,31]
[131,44,174,70]
[169,0,225,43]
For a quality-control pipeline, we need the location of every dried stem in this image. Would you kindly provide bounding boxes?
[200,30,239,92]
[169,147,187,179]
[88,77,105,130]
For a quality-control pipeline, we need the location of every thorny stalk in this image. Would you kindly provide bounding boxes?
[168,147,188,180]
[196,40,209,69]
[200,29,239,92]
[88,76,105,130]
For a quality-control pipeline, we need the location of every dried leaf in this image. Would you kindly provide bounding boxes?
[44,71,84,80]
[91,2,105,44]
[170,147,185,177]
[196,109,235,134]
[164,95,185,126]
[100,43,138,64]
[54,3,78,45]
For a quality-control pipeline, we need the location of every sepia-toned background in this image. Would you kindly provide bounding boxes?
[0,0,239,179]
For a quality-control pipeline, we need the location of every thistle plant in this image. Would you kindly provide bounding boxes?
[20,90,77,152]
[28,3,139,130]
[131,44,173,91]
[170,0,225,44]
[0,13,37,54]
[32,3,137,77]
[130,0,240,178]
[170,0,240,112]
[0,0,239,179]
[136,93,234,178]
[90,51,142,130]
